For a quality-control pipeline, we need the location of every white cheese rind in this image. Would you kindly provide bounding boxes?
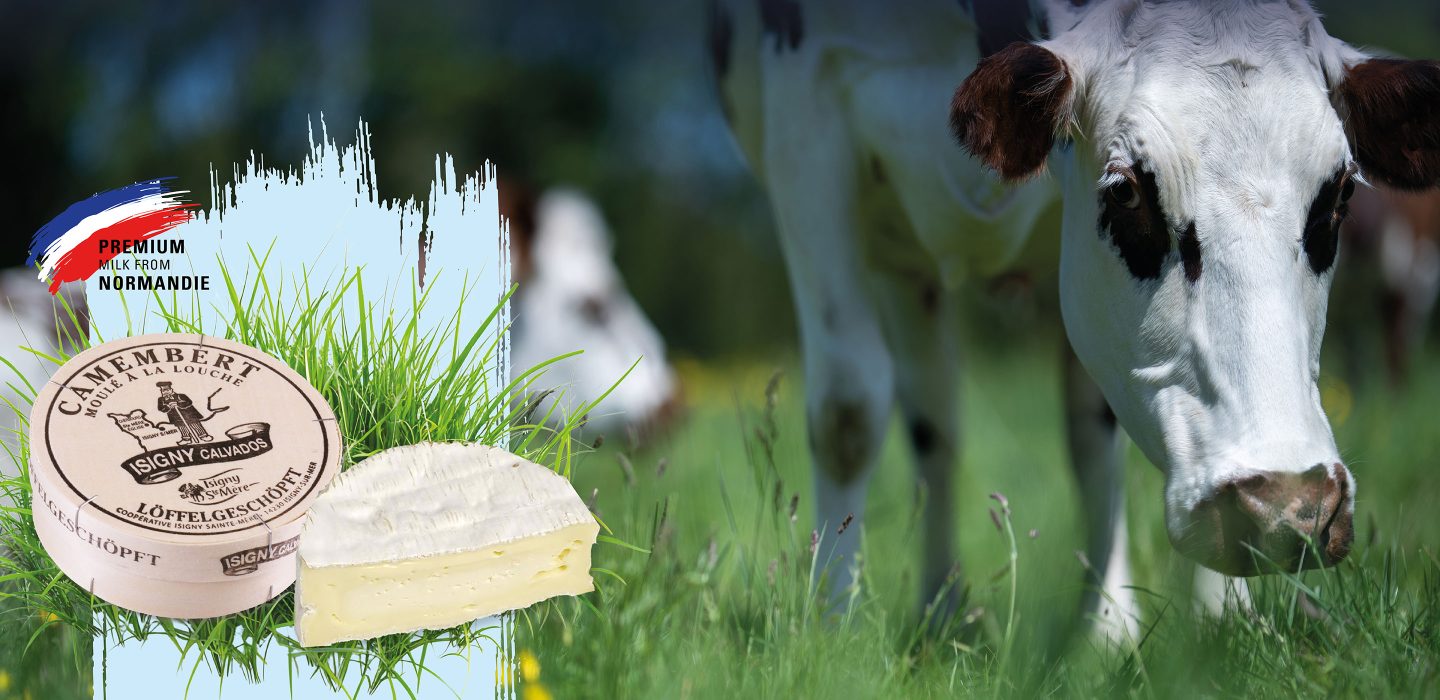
[295,442,599,646]
[299,442,594,567]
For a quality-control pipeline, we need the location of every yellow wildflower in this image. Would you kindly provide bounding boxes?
[37,610,58,625]
[523,684,554,700]
[519,650,541,683]
[1320,374,1353,427]
[517,650,551,700]
[0,669,11,691]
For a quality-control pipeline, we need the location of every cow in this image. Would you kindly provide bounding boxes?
[712,0,1440,642]
[1336,184,1440,384]
[502,183,683,444]
[0,270,85,474]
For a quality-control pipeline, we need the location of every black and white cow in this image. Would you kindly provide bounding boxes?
[502,183,683,443]
[713,0,1440,640]
[0,271,85,466]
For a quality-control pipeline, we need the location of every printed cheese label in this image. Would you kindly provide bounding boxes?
[36,336,336,537]
[219,535,301,576]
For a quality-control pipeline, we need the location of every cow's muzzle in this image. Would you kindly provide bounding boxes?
[1174,463,1354,576]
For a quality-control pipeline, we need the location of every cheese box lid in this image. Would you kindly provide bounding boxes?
[29,334,340,584]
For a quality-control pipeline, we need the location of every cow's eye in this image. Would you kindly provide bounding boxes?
[1098,163,1171,280]
[579,296,609,326]
[1302,165,1353,274]
[1107,179,1142,210]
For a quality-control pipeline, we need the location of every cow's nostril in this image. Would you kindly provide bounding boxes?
[1178,463,1355,575]
[1321,463,1355,565]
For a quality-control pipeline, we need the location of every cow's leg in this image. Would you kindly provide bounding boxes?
[1062,347,1140,644]
[791,271,893,607]
[872,269,962,620]
[762,82,894,606]
[1193,566,1252,616]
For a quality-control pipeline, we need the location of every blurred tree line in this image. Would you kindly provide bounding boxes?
[1,0,1437,362]
[0,0,785,360]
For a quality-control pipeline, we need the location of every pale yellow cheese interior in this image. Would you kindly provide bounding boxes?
[295,521,598,647]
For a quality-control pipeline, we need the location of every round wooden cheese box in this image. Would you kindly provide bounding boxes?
[29,333,341,618]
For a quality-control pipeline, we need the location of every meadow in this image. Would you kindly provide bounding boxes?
[0,265,591,700]
[1,285,1437,699]
[520,323,1440,698]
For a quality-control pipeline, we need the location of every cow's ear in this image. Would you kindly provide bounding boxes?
[1336,58,1440,191]
[950,41,1073,181]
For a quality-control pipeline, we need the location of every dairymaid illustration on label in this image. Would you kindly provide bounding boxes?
[106,380,275,486]
[157,381,214,444]
[36,335,336,537]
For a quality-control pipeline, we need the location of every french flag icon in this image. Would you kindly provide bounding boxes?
[26,178,196,293]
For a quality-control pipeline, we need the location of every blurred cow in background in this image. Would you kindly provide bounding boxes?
[0,271,85,472]
[502,183,683,445]
[1336,185,1440,385]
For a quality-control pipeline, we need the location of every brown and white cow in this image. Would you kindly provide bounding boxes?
[713,0,1440,641]
[1337,184,1440,384]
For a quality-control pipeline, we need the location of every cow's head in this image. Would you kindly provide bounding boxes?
[506,187,683,443]
[952,0,1440,575]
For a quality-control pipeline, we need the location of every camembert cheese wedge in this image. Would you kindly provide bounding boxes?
[295,442,598,647]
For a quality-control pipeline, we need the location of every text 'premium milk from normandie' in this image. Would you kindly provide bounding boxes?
[29,333,340,618]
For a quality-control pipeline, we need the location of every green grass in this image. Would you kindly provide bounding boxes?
[519,326,1440,698]
[0,251,602,699]
[6,259,1439,698]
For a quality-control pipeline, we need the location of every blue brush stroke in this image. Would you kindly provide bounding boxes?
[85,123,505,699]
[27,177,180,267]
